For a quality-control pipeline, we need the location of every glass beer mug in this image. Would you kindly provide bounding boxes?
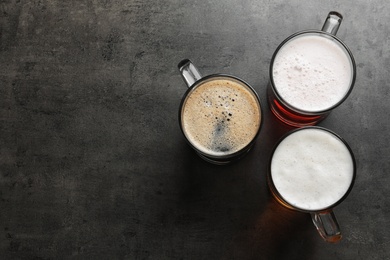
[268,12,356,127]
[178,59,263,165]
[268,126,356,242]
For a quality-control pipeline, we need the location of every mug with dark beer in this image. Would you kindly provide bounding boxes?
[178,59,263,165]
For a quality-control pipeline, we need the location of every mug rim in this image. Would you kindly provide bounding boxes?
[267,126,357,213]
[179,74,263,162]
[269,30,357,115]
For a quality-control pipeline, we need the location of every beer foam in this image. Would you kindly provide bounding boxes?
[182,78,261,156]
[271,128,354,211]
[273,34,353,112]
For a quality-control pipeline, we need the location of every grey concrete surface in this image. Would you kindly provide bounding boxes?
[1,0,389,259]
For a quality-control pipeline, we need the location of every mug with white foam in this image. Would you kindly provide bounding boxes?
[178,59,263,165]
[268,126,356,242]
[268,12,356,127]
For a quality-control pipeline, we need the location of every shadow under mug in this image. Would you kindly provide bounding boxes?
[268,11,356,127]
[178,59,263,165]
[267,126,356,242]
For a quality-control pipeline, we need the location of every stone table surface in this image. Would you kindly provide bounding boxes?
[1,0,389,259]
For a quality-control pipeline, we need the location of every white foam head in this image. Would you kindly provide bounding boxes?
[272,33,354,112]
[270,128,354,211]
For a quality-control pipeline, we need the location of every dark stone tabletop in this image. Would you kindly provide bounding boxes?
[1,0,389,259]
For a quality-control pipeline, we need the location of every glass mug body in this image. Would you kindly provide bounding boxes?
[178,60,263,165]
[267,126,356,242]
[268,12,356,127]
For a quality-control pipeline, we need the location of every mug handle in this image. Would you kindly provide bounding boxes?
[178,59,202,87]
[321,11,343,35]
[311,211,342,243]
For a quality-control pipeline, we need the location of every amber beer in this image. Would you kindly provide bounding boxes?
[268,126,356,242]
[268,12,356,127]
